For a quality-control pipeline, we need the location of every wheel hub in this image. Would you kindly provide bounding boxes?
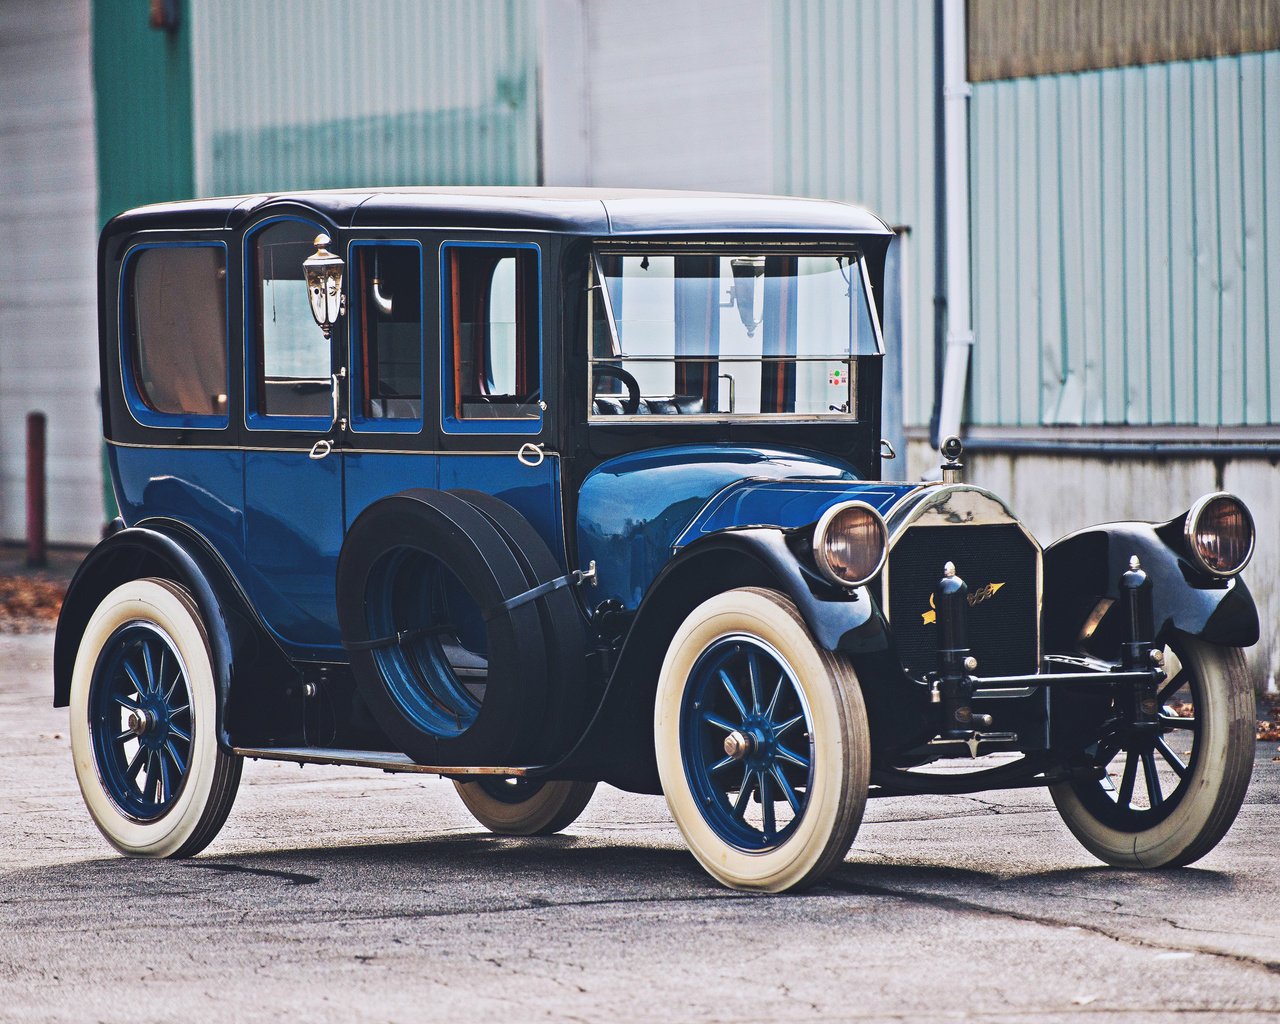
[127,707,159,738]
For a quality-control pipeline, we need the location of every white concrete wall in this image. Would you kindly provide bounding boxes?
[907,440,1280,690]
[540,0,773,192]
[0,0,103,545]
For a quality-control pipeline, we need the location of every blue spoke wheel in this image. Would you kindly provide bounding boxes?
[656,588,870,892]
[69,579,241,858]
[680,636,814,851]
[1050,633,1254,868]
[89,622,194,819]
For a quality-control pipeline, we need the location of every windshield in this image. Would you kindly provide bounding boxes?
[589,251,880,420]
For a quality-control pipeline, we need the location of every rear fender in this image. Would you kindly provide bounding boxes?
[1042,522,1259,656]
[54,522,275,750]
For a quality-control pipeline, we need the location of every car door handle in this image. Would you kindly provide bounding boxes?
[309,439,332,460]
[517,442,545,467]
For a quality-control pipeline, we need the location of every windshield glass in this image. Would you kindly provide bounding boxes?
[590,251,879,420]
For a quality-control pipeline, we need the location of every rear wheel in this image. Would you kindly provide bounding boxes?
[453,777,597,835]
[69,578,241,858]
[655,587,869,892]
[1050,634,1255,868]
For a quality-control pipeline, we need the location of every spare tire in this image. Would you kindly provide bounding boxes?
[450,490,591,758]
[337,489,549,766]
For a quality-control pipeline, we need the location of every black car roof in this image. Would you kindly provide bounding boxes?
[105,187,893,238]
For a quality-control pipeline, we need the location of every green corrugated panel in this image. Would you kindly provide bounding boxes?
[970,51,1280,428]
[92,1,195,227]
[190,0,538,195]
[773,0,938,429]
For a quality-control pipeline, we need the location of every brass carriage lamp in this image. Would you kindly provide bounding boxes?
[303,233,345,338]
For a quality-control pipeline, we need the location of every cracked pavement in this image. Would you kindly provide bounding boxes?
[2,632,1278,1022]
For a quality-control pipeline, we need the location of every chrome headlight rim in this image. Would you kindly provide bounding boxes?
[1183,491,1255,578]
[812,500,889,588]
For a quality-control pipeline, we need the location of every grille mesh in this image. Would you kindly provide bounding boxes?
[887,523,1039,678]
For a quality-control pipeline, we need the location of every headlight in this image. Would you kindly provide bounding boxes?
[1185,492,1254,577]
[813,501,888,587]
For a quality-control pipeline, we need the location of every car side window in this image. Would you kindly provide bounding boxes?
[124,244,228,427]
[350,242,423,430]
[249,220,332,425]
[442,243,541,433]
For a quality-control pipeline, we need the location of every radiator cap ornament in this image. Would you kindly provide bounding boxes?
[941,435,964,484]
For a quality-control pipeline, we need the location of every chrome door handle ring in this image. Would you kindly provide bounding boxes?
[309,439,332,460]
[517,442,545,467]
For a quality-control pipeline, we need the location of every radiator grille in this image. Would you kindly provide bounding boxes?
[886,523,1039,678]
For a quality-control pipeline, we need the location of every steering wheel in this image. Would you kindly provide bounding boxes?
[592,366,641,416]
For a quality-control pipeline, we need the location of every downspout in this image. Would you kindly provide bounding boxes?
[934,0,973,449]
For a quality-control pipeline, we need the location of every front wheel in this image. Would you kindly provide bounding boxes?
[69,578,242,858]
[1050,634,1255,868]
[655,587,870,892]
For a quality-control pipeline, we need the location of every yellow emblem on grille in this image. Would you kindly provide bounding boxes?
[922,582,1006,625]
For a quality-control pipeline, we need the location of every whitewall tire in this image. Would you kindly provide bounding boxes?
[655,587,870,892]
[454,777,597,836]
[69,578,241,858]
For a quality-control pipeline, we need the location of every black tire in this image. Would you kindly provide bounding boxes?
[337,489,550,766]
[450,489,590,758]
[1050,634,1255,868]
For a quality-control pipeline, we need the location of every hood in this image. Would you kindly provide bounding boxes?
[576,445,916,609]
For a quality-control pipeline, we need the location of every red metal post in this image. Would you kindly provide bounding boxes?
[26,411,46,568]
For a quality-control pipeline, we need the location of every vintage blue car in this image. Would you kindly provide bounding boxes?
[57,188,1259,891]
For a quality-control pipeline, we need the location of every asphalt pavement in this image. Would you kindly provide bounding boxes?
[2,630,1277,1023]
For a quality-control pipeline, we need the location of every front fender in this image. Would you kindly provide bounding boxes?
[672,529,891,655]
[545,527,890,794]
[53,523,260,750]
[1043,522,1259,655]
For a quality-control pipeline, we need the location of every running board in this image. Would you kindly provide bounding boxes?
[232,746,531,777]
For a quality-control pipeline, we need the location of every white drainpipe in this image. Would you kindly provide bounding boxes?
[935,0,972,448]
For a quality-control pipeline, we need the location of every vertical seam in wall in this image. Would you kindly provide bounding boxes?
[1057,78,1069,410]
[1120,73,1129,424]
[1190,66,1198,425]
[1214,59,1225,428]
[1097,75,1106,424]
[993,89,1002,422]
[1265,55,1272,422]
[1237,56,1248,424]
[1142,68,1152,425]
[1036,81,1044,424]
[1166,62,1176,422]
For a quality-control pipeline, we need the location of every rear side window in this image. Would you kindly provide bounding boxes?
[442,243,541,432]
[125,244,228,426]
[350,242,423,430]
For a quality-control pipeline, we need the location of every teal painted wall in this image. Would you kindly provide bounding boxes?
[970,51,1280,427]
[92,1,195,227]
[190,0,539,195]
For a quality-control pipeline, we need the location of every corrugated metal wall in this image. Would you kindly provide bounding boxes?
[0,0,103,544]
[190,0,540,196]
[772,0,937,428]
[970,51,1280,427]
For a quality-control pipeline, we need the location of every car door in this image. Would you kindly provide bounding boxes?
[242,213,347,653]
[434,238,565,564]
[341,238,437,527]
